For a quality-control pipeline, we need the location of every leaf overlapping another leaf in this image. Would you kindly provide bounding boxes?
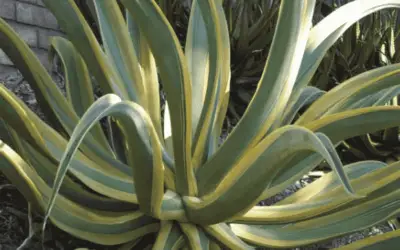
[0,0,399,248]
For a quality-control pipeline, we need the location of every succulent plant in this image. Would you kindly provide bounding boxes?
[73,0,279,127]
[313,3,400,90]
[0,0,400,249]
[222,0,280,124]
[311,1,400,165]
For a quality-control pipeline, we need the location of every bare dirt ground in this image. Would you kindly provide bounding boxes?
[0,173,121,250]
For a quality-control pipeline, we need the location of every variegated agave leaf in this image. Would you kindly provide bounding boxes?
[311,1,400,165]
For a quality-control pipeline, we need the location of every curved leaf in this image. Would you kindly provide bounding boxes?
[191,0,224,169]
[11,131,136,212]
[185,0,209,137]
[0,20,132,175]
[0,86,139,202]
[122,0,194,196]
[281,86,325,125]
[42,0,126,97]
[0,18,70,133]
[126,13,162,139]
[231,184,400,248]
[298,63,400,124]
[197,1,316,193]
[349,85,400,109]
[205,0,231,162]
[187,126,355,225]
[49,36,112,154]
[94,0,146,104]
[306,106,400,144]
[236,161,390,223]
[295,0,400,93]
[204,224,253,250]
[153,221,185,250]
[180,223,210,250]
[43,94,171,229]
[0,141,159,245]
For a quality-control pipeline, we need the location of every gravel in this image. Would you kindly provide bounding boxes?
[1,70,66,121]
[255,177,393,250]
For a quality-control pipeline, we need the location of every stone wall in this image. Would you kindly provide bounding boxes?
[0,0,63,79]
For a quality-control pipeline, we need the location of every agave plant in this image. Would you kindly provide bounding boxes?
[1,0,400,249]
[74,0,191,46]
[159,0,282,127]
[223,0,280,124]
[72,0,279,127]
[313,6,400,90]
[311,1,400,165]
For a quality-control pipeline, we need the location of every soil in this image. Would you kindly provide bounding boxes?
[0,71,396,249]
[0,71,120,249]
[0,173,120,250]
